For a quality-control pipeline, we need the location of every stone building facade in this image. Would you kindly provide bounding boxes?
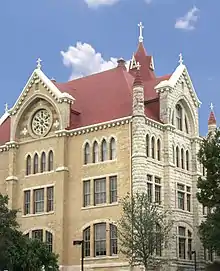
[0,24,216,270]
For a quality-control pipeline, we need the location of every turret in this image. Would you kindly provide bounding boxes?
[131,63,148,194]
[208,103,216,134]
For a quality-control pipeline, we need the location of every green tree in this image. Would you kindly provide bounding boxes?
[117,192,173,270]
[197,129,220,254]
[0,193,59,271]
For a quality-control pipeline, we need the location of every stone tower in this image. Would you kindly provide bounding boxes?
[131,64,148,194]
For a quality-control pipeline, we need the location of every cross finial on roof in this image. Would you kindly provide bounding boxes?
[136,62,141,70]
[4,103,8,113]
[210,102,214,111]
[138,22,144,43]
[36,58,42,69]
[179,53,183,65]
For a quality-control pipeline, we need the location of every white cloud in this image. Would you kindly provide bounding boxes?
[84,0,120,8]
[61,42,119,80]
[175,6,199,31]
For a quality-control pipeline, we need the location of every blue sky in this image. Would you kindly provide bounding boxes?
[0,0,218,135]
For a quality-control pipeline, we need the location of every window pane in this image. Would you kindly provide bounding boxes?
[155,185,161,204]
[147,183,153,202]
[46,231,53,252]
[33,154,39,174]
[179,237,186,259]
[151,137,155,158]
[110,224,118,255]
[187,194,191,212]
[34,189,44,213]
[178,191,184,210]
[32,229,43,242]
[84,143,90,165]
[101,140,108,161]
[94,223,106,256]
[48,151,53,171]
[93,142,99,163]
[110,138,116,160]
[83,180,90,207]
[26,156,31,175]
[47,187,54,212]
[24,190,31,215]
[94,178,106,205]
[110,176,117,203]
[83,227,90,257]
[40,152,46,173]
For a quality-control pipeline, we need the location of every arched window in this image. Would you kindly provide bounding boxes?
[93,141,99,163]
[181,148,184,169]
[157,139,161,161]
[185,117,189,134]
[83,227,90,257]
[176,104,183,131]
[110,224,117,255]
[33,153,39,174]
[146,134,149,157]
[84,143,90,165]
[176,147,179,167]
[46,231,53,252]
[172,145,175,164]
[110,138,116,160]
[26,155,31,175]
[151,137,155,159]
[101,139,107,162]
[186,150,189,171]
[48,150,54,171]
[40,152,46,173]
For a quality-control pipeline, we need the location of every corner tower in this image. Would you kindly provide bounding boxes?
[131,63,148,194]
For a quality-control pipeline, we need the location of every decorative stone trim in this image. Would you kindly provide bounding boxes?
[145,118,164,130]
[9,69,74,116]
[0,145,8,152]
[6,176,18,182]
[55,166,69,172]
[55,116,132,137]
[5,141,19,149]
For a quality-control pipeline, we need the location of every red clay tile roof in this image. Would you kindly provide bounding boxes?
[208,111,216,125]
[0,117,10,145]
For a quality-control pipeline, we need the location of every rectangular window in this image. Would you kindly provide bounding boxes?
[155,185,161,204]
[47,187,54,212]
[34,189,44,213]
[46,231,53,252]
[32,229,43,242]
[24,190,31,215]
[109,176,117,203]
[110,224,118,255]
[178,191,184,210]
[94,178,106,205]
[187,193,191,212]
[156,224,162,256]
[94,223,106,256]
[188,231,192,260]
[83,180,90,207]
[147,183,153,202]
[178,227,186,259]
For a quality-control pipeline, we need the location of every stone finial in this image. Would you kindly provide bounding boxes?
[178,53,183,65]
[36,58,42,69]
[138,22,144,43]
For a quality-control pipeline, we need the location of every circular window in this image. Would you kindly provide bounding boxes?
[31,109,52,137]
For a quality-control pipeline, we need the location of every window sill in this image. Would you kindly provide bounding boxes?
[22,211,54,218]
[82,202,119,210]
[84,255,119,261]
[25,170,55,178]
[83,159,117,167]
[173,209,193,215]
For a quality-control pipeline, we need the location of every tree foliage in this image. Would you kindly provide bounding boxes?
[0,193,59,271]
[197,128,220,253]
[117,192,173,270]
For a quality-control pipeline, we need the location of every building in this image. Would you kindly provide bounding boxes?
[0,23,217,271]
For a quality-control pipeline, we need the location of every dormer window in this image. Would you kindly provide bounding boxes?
[176,104,183,131]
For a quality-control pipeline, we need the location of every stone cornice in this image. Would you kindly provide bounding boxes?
[0,141,19,152]
[6,176,18,182]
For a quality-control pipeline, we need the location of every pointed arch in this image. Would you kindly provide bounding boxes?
[40,152,46,173]
[48,150,54,171]
[84,142,90,165]
[181,148,184,169]
[33,153,39,174]
[151,136,155,159]
[26,155,32,175]
[93,141,99,163]
[176,146,179,167]
[146,134,149,157]
[157,139,161,161]
[101,139,108,162]
[109,137,116,160]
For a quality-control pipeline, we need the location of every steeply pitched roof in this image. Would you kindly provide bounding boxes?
[208,110,216,125]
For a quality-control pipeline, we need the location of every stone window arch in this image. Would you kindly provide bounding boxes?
[93,141,99,163]
[157,139,161,161]
[26,155,32,175]
[40,152,46,173]
[33,153,39,174]
[84,142,90,165]
[101,139,107,162]
[146,134,149,157]
[151,136,155,159]
[48,150,54,171]
[109,137,116,160]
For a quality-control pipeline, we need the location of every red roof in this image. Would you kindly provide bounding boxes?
[0,41,172,145]
[208,111,216,125]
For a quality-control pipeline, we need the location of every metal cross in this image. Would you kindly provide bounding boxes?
[210,102,214,111]
[37,58,42,69]
[138,22,144,42]
[179,53,183,65]
[136,62,141,70]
